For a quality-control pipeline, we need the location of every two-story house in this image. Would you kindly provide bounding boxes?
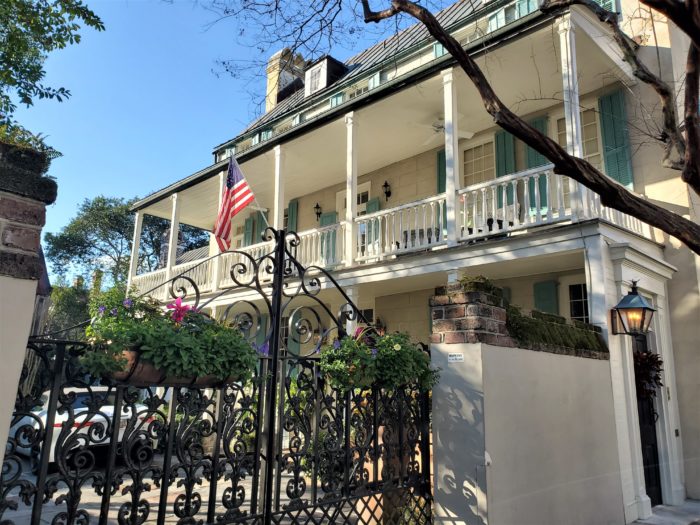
[126,0,700,522]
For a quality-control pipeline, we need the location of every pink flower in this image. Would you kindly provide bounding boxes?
[167,297,191,323]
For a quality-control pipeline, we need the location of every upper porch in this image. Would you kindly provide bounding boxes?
[128,4,658,298]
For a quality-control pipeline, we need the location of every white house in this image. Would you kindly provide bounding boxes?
[127,0,700,523]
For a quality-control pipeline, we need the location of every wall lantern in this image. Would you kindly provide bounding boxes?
[382,181,392,201]
[611,281,656,336]
[314,203,322,221]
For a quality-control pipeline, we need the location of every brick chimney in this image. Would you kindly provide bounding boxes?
[265,48,306,112]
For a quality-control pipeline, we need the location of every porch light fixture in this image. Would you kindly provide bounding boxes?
[382,181,392,201]
[611,281,656,336]
[314,203,322,221]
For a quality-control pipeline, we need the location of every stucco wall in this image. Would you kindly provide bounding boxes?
[375,288,434,344]
[482,345,625,525]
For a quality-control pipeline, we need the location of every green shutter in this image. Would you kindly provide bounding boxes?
[256,314,268,349]
[365,197,381,245]
[243,216,254,246]
[598,90,633,188]
[287,199,299,232]
[594,0,615,11]
[534,280,559,314]
[287,312,300,356]
[495,130,516,207]
[253,211,268,244]
[527,116,549,212]
[319,211,338,266]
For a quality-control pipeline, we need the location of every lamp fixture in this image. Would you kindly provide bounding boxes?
[611,281,656,336]
[382,181,392,201]
[314,203,322,221]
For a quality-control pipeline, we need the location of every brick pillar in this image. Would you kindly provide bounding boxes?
[430,283,514,347]
[0,141,57,466]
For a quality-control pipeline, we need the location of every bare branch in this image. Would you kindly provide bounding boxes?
[542,0,685,169]
[683,43,700,195]
[638,0,700,50]
[388,0,700,254]
[361,0,399,22]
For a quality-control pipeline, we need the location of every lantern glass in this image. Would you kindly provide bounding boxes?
[612,282,656,336]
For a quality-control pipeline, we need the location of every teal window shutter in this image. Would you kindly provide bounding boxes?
[598,90,633,189]
[287,199,299,232]
[319,211,338,265]
[253,211,268,244]
[495,130,516,206]
[534,280,559,314]
[243,216,254,246]
[526,116,549,212]
[365,197,381,244]
[256,314,268,349]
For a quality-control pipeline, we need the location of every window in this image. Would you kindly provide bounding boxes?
[260,129,273,141]
[309,67,322,93]
[349,85,369,99]
[251,134,260,146]
[359,308,374,324]
[368,72,381,90]
[330,92,344,108]
[569,284,590,323]
[292,114,302,126]
[557,110,603,207]
[283,208,289,229]
[463,141,495,187]
[433,43,447,58]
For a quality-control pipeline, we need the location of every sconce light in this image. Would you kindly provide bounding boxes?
[382,181,392,201]
[611,281,656,336]
[314,202,322,221]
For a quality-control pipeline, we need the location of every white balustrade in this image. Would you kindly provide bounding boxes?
[131,268,168,301]
[354,194,447,261]
[217,240,275,288]
[457,164,571,241]
[294,223,346,268]
[171,258,213,293]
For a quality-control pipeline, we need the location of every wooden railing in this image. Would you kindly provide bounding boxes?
[354,194,447,261]
[295,223,346,268]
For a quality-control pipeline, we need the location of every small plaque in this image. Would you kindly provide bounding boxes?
[448,353,464,363]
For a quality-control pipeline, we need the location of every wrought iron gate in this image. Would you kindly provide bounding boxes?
[0,229,432,524]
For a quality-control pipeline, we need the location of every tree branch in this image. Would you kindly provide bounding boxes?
[386,0,700,254]
[638,0,700,50]
[361,0,399,22]
[683,43,700,195]
[542,0,685,169]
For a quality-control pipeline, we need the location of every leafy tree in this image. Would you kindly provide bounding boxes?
[208,0,700,254]
[44,196,209,282]
[0,0,103,122]
[45,275,90,338]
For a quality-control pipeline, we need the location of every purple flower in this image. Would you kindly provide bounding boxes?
[256,342,269,356]
[98,305,106,315]
[110,308,118,316]
[371,348,378,358]
[333,339,341,350]
[123,298,133,309]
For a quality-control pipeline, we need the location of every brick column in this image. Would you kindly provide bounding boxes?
[430,283,514,347]
[0,141,57,466]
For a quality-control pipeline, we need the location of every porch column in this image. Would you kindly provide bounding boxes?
[442,68,460,247]
[345,112,358,266]
[558,15,588,219]
[345,285,359,336]
[273,145,285,230]
[166,193,180,280]
[127,211,143,290]
[585,235,651,522]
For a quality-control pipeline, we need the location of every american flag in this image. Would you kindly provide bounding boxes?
[213,157,255,252]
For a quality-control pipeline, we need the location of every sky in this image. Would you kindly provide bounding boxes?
[14,0,400,240]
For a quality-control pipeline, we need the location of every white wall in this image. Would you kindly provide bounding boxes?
[482,345,625,525]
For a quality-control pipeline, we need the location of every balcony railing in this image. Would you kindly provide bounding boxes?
[131,166,655,298]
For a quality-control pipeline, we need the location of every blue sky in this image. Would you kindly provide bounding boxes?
[15,0,400,239]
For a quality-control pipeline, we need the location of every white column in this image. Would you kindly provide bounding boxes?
[442,68,460,246]
[127,211,143,290]
[273,145,285,230]
[345,112,358,266]
[345,285,359,336]
[166,193,180,280]
[558,15,589,219]
[585,235,651,522]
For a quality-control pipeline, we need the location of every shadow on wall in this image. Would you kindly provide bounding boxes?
[433,379,486,525]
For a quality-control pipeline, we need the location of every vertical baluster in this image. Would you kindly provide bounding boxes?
[522,176,531,225]
[501,183,510,231]
[470,191,477,238]
[557,174,565,219]
[490,186,498,232]
[384,214,390,256]
[398,209,404,250]
[546,172,553,222]
[533,174,542,224]
[479,188,486,236]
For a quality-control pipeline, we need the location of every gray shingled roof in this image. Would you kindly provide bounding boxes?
[237,0,477,138]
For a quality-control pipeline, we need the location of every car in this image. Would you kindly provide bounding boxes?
[9,386,152,467]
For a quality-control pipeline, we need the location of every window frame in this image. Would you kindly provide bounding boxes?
[461,134,497,188]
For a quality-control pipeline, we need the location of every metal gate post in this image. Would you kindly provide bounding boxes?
[262,229,287,525]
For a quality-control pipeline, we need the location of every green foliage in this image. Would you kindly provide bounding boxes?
[506,304,607,353]
[0,0,104,124]
[0,125,60,160]
[319,330,439,392]
[459,274,503,298]
[633,351,663,399]
[44,195,209,283]
[82,287,258,382]
[45,276,90,337]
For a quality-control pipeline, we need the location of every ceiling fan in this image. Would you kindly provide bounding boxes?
[420,116,475,146]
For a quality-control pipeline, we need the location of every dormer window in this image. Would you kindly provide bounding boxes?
[304,56,348,97]
[309,67,322,93]
[330,92,344,108]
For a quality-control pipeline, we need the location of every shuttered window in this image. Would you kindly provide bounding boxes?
[243,216,254,246]
[287,199,299,232]
[598,90,634,188]
[534,280,559,314]
[463,141,495,187]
